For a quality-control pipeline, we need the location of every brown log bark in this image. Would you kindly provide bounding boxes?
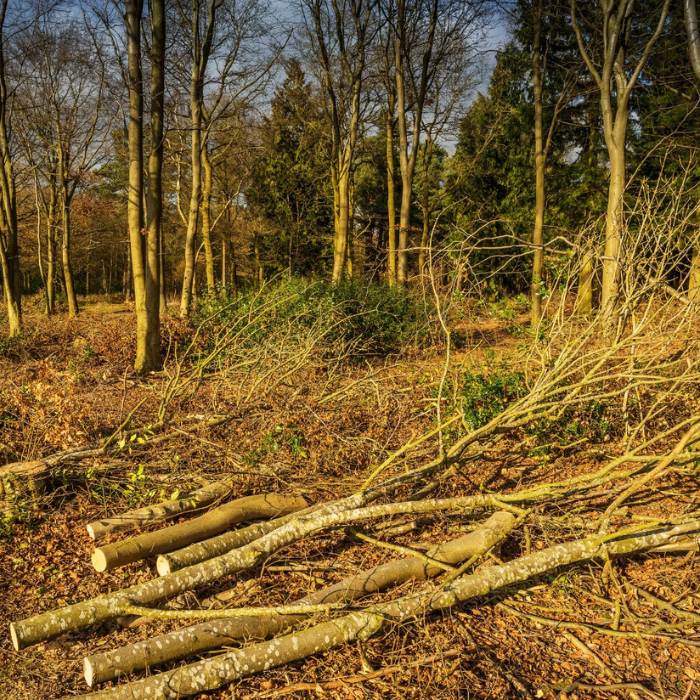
[91,494,308,572]
[86,478,237,541]
[0,460,49,500]
[84,512,514,685]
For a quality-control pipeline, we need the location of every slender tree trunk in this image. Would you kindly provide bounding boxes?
[221,237,227,290]
[180,103,201,317]
[201,141,215,294]
[0,0,20,337]
[418,137,433,274]
[386,106,397,286]
[61,201,79,317]
[332,165,350,283]
[45,184,57,316]
[531,0,545,326]
[180,0,215,316]
[575,246,593,315]
[601,118,627,318]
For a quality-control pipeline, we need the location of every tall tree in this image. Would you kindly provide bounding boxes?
[301,0,374,283]
[571,0,672,318]
[126,0,164,371]
[0,0,21,336]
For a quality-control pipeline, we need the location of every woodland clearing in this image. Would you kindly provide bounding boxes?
[1,283,699,700]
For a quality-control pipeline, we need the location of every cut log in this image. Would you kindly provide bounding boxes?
[0,460,49,500]
[10,492,369,650]
[86,478,237,541]
[69,519,700,700]
[91,493,308,572]
[11,494,507,650]
[84,511,515,685]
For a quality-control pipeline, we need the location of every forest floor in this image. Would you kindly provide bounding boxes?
[0,296,698,700]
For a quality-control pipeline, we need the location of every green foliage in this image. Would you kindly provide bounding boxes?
[192,278,431,358]
[451,361,527,431]
[246,60,333,276]
[260,424,308,460]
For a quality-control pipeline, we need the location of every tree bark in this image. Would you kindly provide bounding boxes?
[0,0,21,337]
[84,512,514,685]
[386,106,397,285]
[61,199,79,317]
[180,0,215,317]
[418,136,433,274]
[71,519,700,700]
[86,478,238,541]
[531,0,545,326]
[201,138,216,294]
[126,0,150,372]
[140,0,165,371]
[91,494,308,572]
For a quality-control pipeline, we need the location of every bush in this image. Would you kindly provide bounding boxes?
[190,278,431,358]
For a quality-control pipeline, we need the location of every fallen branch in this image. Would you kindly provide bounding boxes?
[70,519,700,700]
[83,511,515,685]
[91,493,308,571]
[256,649,460,696]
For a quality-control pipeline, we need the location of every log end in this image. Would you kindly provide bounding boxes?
[156,555,171,576]
[84,656,95,687]
[92,548,108,573]
[9,622,20,651]
[86,523,96,540]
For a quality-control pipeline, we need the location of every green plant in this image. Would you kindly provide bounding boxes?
[453,363,527,431]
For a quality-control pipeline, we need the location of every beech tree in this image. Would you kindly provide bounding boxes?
[125,0,165,372]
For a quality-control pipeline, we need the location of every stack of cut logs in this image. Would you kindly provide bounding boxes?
[7,456,700,700]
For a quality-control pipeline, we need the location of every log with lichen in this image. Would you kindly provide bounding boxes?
[10,494,506,651]
[91,493,308,571]
[69,519,700,700]
[83,511,516,685]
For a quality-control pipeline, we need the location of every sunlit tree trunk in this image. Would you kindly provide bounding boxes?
[386,104,397,286]
[0,0,21,337]
[571,0,671,324]
[684,0,700,299]
[61,201,78,317]
[418,136,433,274]
[201,140,215,294]
[531,0,544,325]
[180,0,216,317]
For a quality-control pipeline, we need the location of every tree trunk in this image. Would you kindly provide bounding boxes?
[386,107,397,286]
[87,477,238,542]
[201,140,215,294]
[575,246,593,316]
[92,494,308,572]
[45,197,56,315]
[601,119,627,319]
[126,0,149,372]
[418,137,433,274]
[332,166,350,283]
[139,0,165,371]
[61,202,79,317]
[180,0,215,316]
[531,0,545,326]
